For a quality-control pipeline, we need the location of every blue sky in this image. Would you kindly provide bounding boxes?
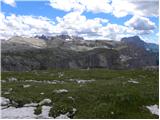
[0,0,159,43]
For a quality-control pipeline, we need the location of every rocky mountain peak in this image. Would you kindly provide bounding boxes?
[121,36,146,48]
[34,34,84,41]
[121,36,143,43]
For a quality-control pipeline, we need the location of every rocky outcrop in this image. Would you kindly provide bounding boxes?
[1,35,159,71]
[2,48,121,71]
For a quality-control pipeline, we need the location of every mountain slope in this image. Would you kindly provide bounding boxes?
[1,35,159,71]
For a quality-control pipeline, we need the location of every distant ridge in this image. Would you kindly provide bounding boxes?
[1,35,158,71]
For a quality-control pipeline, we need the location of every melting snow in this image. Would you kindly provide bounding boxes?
[24,80,64,84]
[69,79,95,84]
[1,97,52,119]
[8,77,17,82]
[55,114,70,119]
[111,111,114,115]
[146,104,159,116]
[1,97,10,106]
[8,88,13,91]
[37,106,52,119]
[23,84,31,88]
[54,89,68,93]
[68,96,74,100]
[128,80,139,84]
[1,80,6,83]
[3,79,64,84]
[1,106,53,119]
[58,72,64,78]
[3,92,10,95]
[39,99,52,105]
[3,88,13,95]
[24,103,38,107]
[2,106,36,119]
[1,97,76,119]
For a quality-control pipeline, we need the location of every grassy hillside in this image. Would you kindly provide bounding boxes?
[1,69,159,119]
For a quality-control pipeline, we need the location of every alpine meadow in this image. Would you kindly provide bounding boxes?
[0,0,159,119]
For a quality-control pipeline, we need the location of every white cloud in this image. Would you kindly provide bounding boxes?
[97,23,137,40]
[2,0,16,7]
[0,12,109,39]
[125,15,156,30]
[0,11,156,41]
[111,0,159,17]
[0,13,56,39]
[49,0,84,12]
[96,23,154,40]
[49,0,158,18]
[55,11,108,36]
[79,0,112,13]
[49,0,112,13]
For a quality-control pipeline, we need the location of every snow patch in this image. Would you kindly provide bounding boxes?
[1,106,53,119]
[54,89,68,93]
[3,79,64,84]
[37,106,52,119]
[1,97,76,119]
[7,77,17,82]
[128,80,139,84]
[39,99,52,105]
[40,92,44,95]
[24,103,38,107]
[1,98,53,119]
[8,88,13,91]
[23,84,31,88]
[24,80,64,84]
[69,79,95,84]
[111,111,114,115]
[55,114,70,119]
[1,97,54,119]
[2,106,36,119]
[1,80,6,83]
[146,104,159,116]
[1,97,10,106]
[3,92,10,95]
[58,72,64,78]
[68,96,74,100]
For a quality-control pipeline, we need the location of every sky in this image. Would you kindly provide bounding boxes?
[0,0,159,43]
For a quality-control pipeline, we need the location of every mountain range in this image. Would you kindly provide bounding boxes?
[1,35,159,71]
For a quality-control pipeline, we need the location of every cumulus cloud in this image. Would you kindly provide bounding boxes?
[79,0,112,13]
[95,22,154,40]
[111,0,159,17]
[49,0,84,12]
[97,23,137,40]
[49,0,112,13]
[0,11,157,41]
[0,12,109,39]
[2,0,16,7]
[0,13,56,39]
[125,15,156,30]
[49,0,158,18]
[55,11,108,36]
[47,0,158,40]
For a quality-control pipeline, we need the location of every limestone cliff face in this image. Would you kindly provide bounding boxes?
[1,35,158,71]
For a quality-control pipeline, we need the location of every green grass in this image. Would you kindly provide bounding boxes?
[34,105,42,115]
[1,69,159,119]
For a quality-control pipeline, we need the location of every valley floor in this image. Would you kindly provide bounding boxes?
[1,69,159,119]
